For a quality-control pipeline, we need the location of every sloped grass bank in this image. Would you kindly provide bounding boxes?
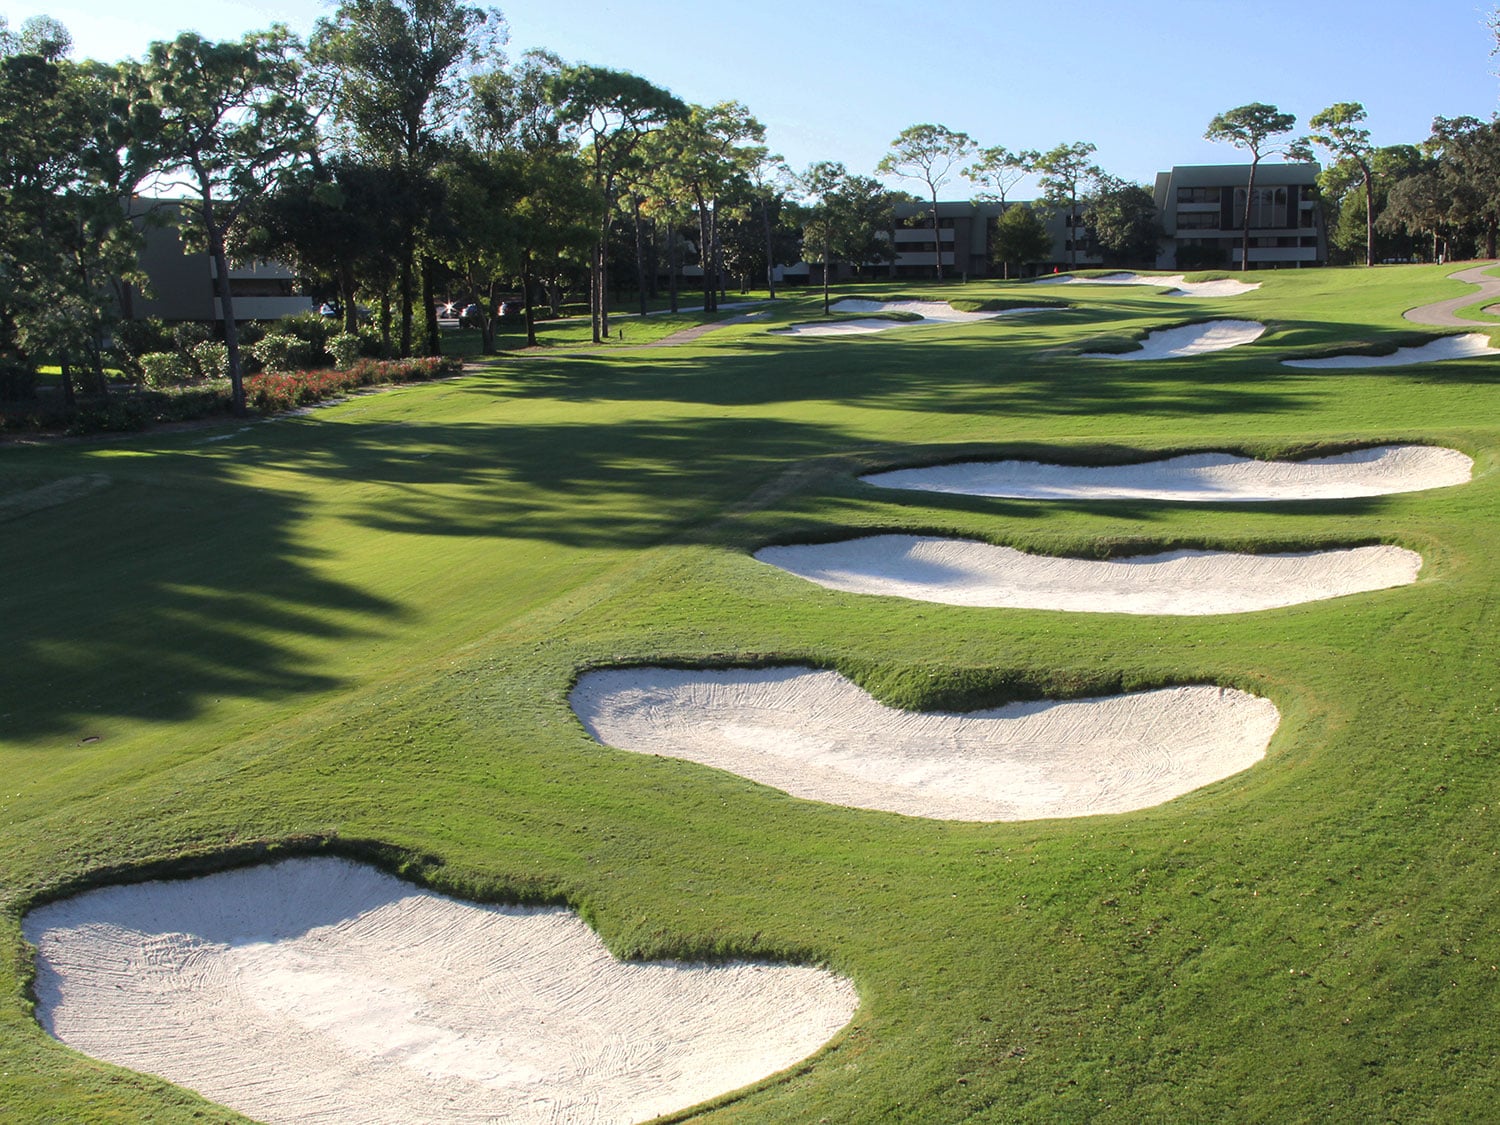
[3,264,1500,1122]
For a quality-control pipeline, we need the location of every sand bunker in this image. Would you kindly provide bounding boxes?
[770,299,1053,337]
[25,857,857,1125]
[861,444,1473,503]
[1082,319,1265,359]
[1035,272,1259,298]
[572,666,1278,821]
[1281,333,1500,368]
[755,535,1421,614]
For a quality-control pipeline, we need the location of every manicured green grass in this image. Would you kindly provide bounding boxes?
[4,264,1500,1122]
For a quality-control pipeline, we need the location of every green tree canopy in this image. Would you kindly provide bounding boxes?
[121,26,315,413]
[1205,102,1296,271]
[876,123,975,279]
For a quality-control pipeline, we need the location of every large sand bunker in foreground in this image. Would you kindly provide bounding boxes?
[1034,272,1260,297]
[1281,333,1500,368]
[1082,319,1265,359]
[770,298,1053,337]
[25,857,857,1125]
[572,666,1279,821]
[861,444,1473,503]
[755,535,1421,614]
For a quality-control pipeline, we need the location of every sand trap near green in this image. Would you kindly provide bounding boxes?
[769,298,1054,337]
[1281,333,1500,368]
[754,535,1421,614]
[571,666,1278,821]
[860,444,1473,503]
[1033,272,1260,297]
[1082,319,1265,359]
[24,857,857,1125]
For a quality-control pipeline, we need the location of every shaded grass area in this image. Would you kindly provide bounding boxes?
[3,264,1500,1122]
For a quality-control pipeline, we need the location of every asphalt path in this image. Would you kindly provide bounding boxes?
[1403,262,1500,327]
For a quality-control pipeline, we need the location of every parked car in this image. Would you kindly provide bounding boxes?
[498,298,523,320]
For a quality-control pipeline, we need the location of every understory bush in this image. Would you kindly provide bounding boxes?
[251,332,311,374]
[328,333,363,370]
[191,341,229,380]
[138,351,195,388]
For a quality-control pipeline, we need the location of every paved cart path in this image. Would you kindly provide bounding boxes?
[1403,263,1500,327]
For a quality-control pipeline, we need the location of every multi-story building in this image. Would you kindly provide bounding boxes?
[120,198,313,323]
[784,161,1326,282]
[1152,162,1325,270]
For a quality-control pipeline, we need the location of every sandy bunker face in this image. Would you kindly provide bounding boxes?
[24,857,857,1125]
[572,666,1279,821]
[1282,333,1500,368]
[860,444,1473,503]
[1033,272,1260,298]
[1082,319,1265,359]
[769,298,1053,337]
[755,535,1421,614]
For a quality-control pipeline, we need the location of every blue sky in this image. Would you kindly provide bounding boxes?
[7,0,1498,197]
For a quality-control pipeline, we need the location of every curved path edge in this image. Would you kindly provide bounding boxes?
[1403,262,1500,327]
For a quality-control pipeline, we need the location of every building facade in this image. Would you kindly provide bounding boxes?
[1152,162,1325,270]
[121,199,313,323]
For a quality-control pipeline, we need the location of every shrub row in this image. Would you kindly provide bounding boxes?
[244,356,463,413]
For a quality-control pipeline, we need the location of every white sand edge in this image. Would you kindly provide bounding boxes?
[769,299,1054,337]
[25,857,857,1125]
[1281,333,1500,368]
[860,444,1473,502]
[1033,272,1260,297]
[572,666,1279,821]
[1082,319,1265,359]
[754,535,1421,614]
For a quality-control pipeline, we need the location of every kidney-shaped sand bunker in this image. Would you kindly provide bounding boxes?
[572,665,1279,821]
[755,535,1421,614]
[25,857,857,1125]
[860,444,1473,503]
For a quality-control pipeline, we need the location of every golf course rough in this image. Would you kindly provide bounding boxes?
[571,666,1279,821]
[754,536,1422,614]
[860,444,1474,503]
[24,857,858,1125]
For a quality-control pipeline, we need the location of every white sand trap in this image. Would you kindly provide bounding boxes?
[24,857,857,1125]
[769,298,1053,337]
[754,535,1421,614]
[1281,333,1500,368]
[1082,319,1265,359]
[860,444,1473,503]
[572,666,1278,821]
[1034,272,1260,297]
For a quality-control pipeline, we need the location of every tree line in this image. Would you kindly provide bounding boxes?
[3,4,1498,416]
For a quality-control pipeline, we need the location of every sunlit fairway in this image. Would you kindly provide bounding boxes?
[4,262,1500,1122]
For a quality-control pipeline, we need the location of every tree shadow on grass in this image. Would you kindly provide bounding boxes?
[2,461,404,740]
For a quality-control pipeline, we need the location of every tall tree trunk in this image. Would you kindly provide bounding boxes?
[399,233,415,357]
[522,248,537,347]
[822,232,831,314]
[204,208,246,416]
[694,189,713,312]
[1069,188,1078,268]
[632,196,648,316]
[339,262,357,336]
[1362,164,1375,267]
[711,201,725,303]
[379,288,392,357]
[931,192,943,280]
[60,355,74,409]
[647,216,659,300]
[421,257,440,357]
[669,225,680,313]
[1241,158,1259,272]
[761,195,776,299]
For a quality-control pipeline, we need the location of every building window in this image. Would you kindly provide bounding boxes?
[1177,187,1220,204]
[1175,211,1220,229]
[1233,186,1290,229]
